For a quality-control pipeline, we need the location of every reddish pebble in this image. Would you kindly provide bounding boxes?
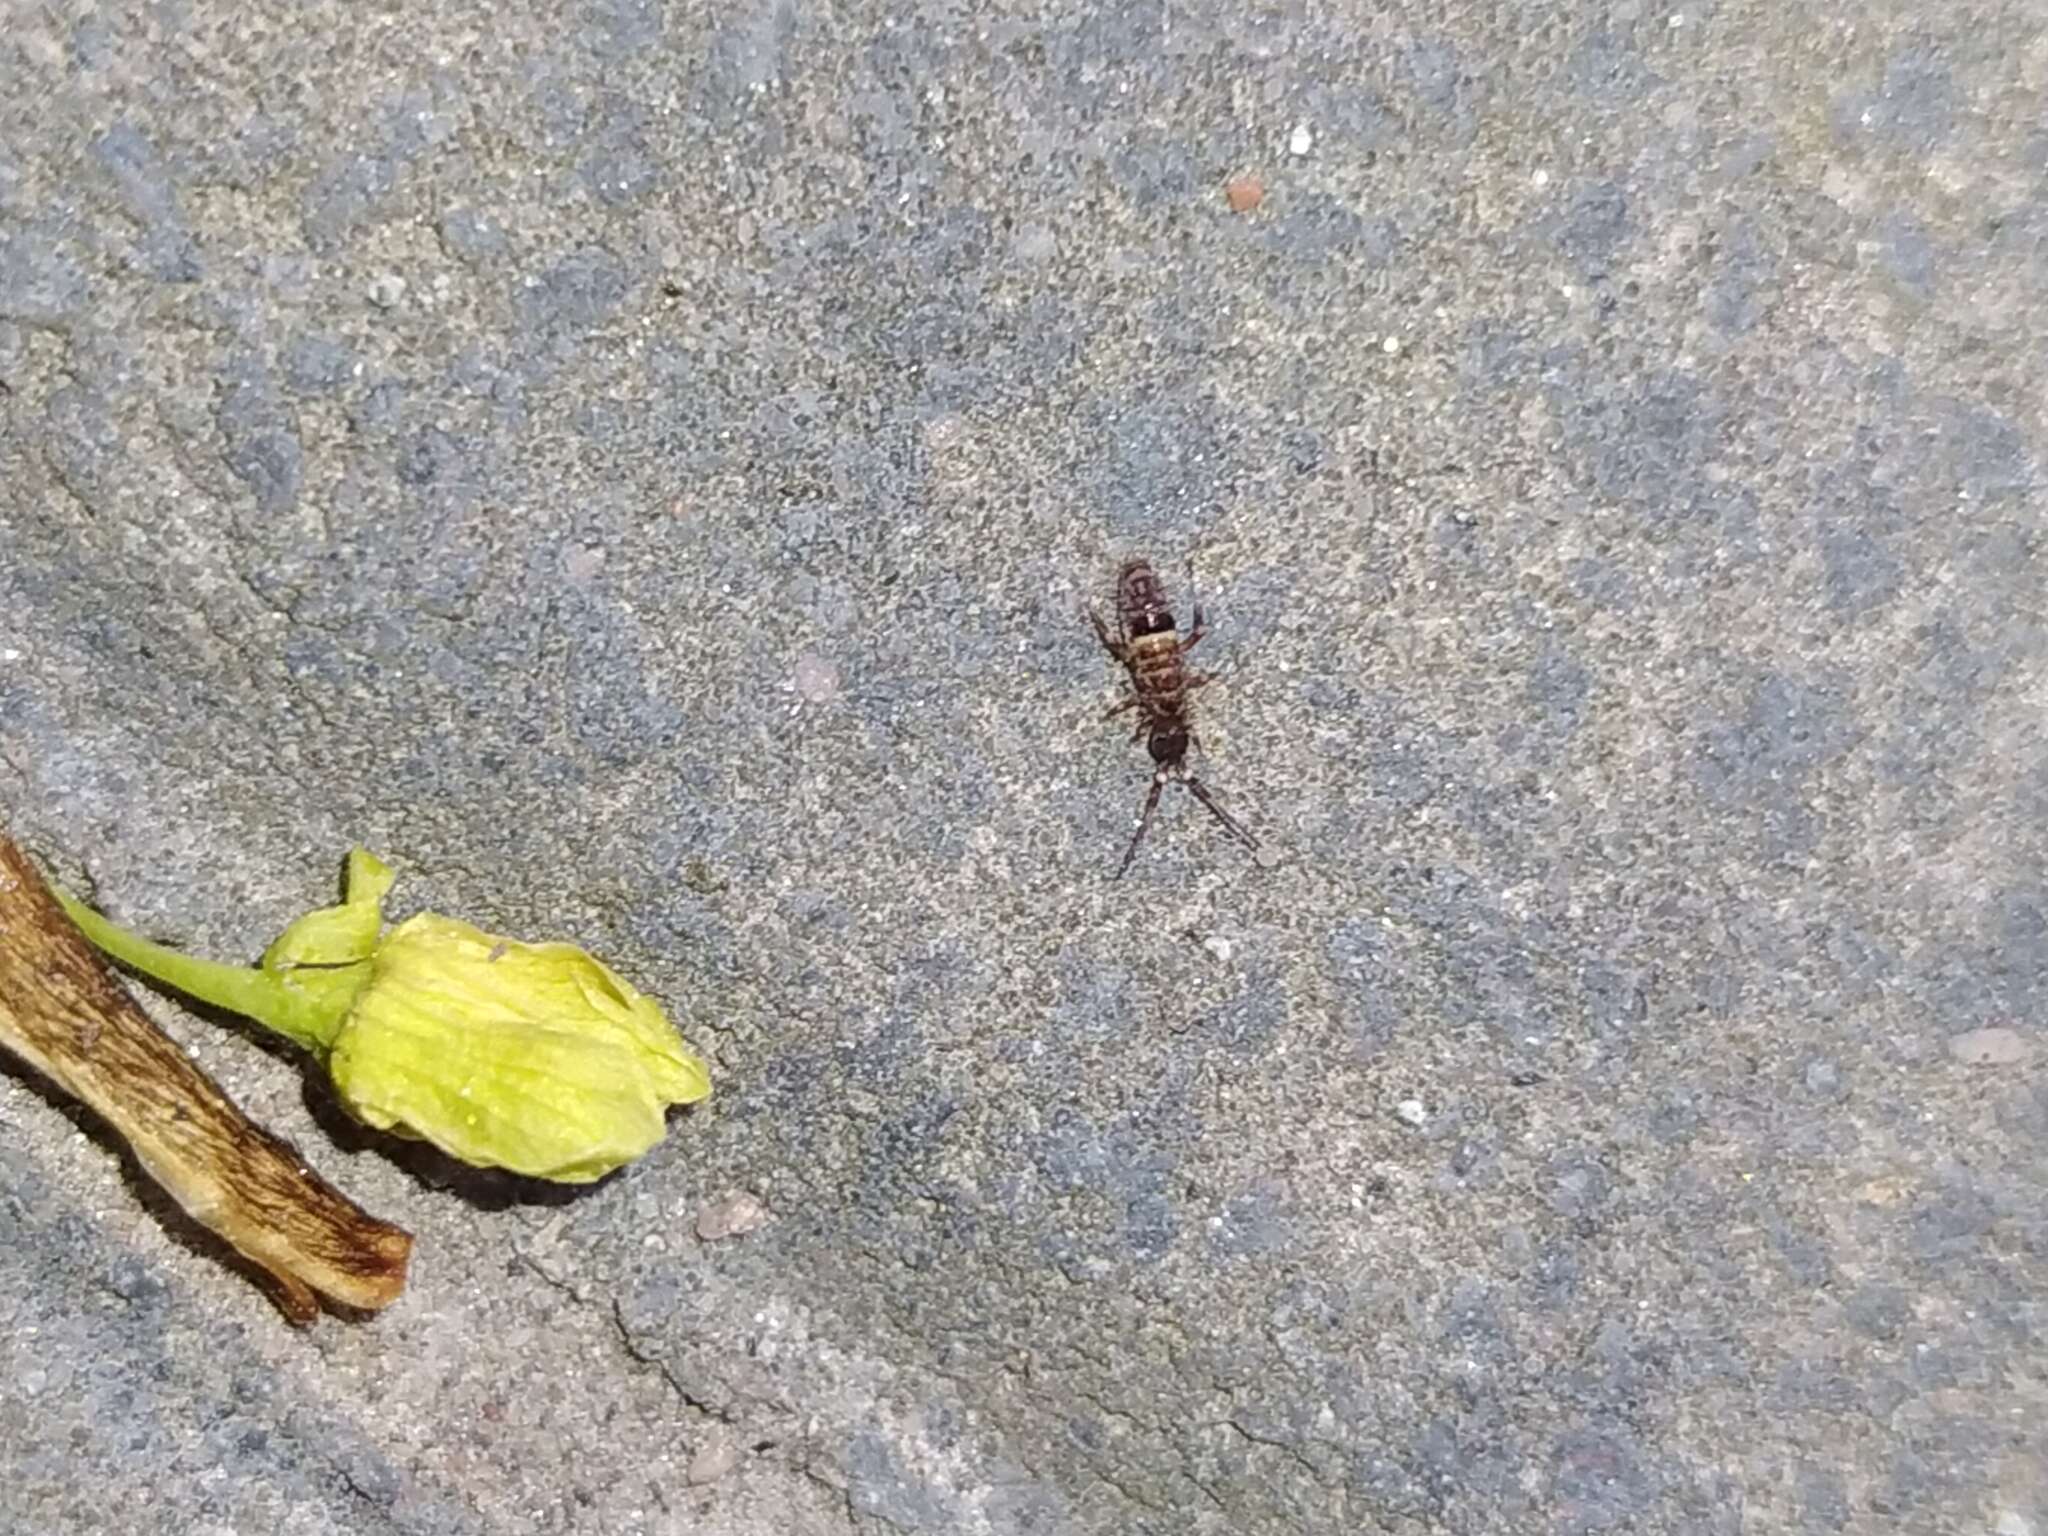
[695,1192,770,1241]
[1225,176,1265,213]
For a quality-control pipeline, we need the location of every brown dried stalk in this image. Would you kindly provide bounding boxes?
[0,835,411,1323]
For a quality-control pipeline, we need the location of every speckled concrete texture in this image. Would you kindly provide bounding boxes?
[3,2,2045,1533]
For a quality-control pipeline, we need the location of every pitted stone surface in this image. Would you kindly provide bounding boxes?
[2,4,2044,1533]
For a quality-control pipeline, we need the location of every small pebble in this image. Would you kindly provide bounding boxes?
[696,1192,770,1241]
[1381,335,1402,356]
[1395,1099,1428,1127]
[1203,935,1234,963]
[687,1438,739,1485]
[367,273,406,309]
[1288,123,1313,157]
[1947,1027,2031,1066]
[793,651,842,705]
[1802,1059,1844,1098]
[1012,222,1056,263]
[1224,176,1264,213]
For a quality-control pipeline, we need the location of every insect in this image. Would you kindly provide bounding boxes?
[1088,557,1259,877]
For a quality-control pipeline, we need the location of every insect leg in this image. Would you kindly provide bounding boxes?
[1115,768,1170,878]
[1101,696,1143,718]
[1183,558,1207,650]
[1087,605,1127,663]
[1184,774,1259,853]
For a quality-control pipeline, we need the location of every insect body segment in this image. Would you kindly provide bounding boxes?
[1089,558,1259,877]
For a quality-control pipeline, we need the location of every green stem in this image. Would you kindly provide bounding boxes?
[54,890,354,1055]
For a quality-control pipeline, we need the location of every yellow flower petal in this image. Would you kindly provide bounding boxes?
[328,913,710,1182]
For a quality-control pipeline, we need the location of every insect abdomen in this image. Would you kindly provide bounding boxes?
[1128,632,1185,703]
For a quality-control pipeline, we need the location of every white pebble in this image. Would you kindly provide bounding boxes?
[687,1438,739,1484]
[1203,935,1234,963]
[1395,1099,1428,1127]
[1288,123,1313,157]
[792,651,842,704]
[1948,1027,2032,1066]
[367,273,406,308]
[1381,335,1402,356]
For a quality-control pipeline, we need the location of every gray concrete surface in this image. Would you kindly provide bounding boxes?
[2,1,2045,1532]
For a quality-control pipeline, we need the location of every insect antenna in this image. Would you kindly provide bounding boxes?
[1115,770,1170,879]
[1183,775,1259,853]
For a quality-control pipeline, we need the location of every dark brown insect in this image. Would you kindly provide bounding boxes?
[1088,557,1259,877]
